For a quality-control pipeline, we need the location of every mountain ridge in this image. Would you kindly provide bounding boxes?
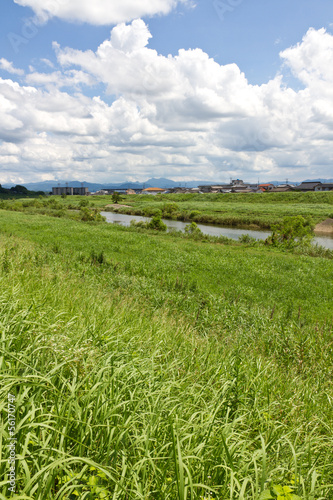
[3,178,333,192]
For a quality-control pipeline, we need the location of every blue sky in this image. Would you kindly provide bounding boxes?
[0,0,333,184]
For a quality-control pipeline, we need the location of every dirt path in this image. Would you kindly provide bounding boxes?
[104,204,131,209]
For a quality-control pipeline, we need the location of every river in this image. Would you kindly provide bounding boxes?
[101,212,333,250]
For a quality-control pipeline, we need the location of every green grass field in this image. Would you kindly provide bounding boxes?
[0,210,332,499]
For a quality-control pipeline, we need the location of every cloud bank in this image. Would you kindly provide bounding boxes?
[0,22,333,184]
[13,0,187,25]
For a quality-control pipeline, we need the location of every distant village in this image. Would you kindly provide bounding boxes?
[52,179,333,196]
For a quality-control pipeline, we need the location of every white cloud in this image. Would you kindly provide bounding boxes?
[1,24,333,183]
[13,0,187,25]
[280,28,333,86]
[0,58,24,76]
[26,69,96,89]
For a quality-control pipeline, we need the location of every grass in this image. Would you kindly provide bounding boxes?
[2,191,333,230]
[0,210,332,499]
[104,191,333,229]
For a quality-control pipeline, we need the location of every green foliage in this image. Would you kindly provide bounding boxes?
[162,202,179,218]
[10,184,29,194]
[147,214,167,231]
[0,183,45,199]
[111,191,122,204]
[142,206,162,217]
[259,484,302,499]
[189,210,201,219]
[185,221,202,235]
[78,198,89,207]
[265,216,314,248]
[238,233,257,245]
[79,207,105,222]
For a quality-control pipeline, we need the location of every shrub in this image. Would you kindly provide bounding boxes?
[147,215,167,231]
[265,216,314,248]
[189,210,201,219]
[79,198,89,207]
[185,221,202,236]
[162,203,179,217]
[79,207,106,222]
[143,207,162,217]
[239,234,257,245]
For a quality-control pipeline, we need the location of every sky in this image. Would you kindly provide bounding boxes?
[0,0,333,185]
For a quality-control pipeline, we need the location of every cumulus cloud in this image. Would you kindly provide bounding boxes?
[13,0,187,25]
[0,58,24,76]
[280,28,333,86]
[26,69,96,89]
[1,23,333,183]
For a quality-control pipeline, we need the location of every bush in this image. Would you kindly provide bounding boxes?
[189,210,201,219]
[162,203,179,217]
[147,215,167,231]
[143,207,162,217]
[265,216,314,248]
[239,234,257,245]
[184,221,202,236]
[79,198,89,207]
[79,207,106,222]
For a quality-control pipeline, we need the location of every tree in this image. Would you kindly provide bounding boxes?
[112,192,122,204]
[10,185,28,194]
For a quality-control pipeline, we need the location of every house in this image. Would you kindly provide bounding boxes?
[92,189,109,195]
[141,187,166,195]
[270,185,294,192]
[198,179,259,193]
[294,182,322,191]
[314,183,333,191]
[258,183,274,191]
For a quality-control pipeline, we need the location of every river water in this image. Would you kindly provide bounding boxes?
[101,212,333,250]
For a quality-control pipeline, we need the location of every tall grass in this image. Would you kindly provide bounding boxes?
[0,215,332,499]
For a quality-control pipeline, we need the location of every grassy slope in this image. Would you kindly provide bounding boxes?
[0,210,332,499]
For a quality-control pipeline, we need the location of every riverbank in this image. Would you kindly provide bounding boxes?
[314,217,333,234]
[106,191,333,230]
[101,211,333,251]
[1,191,333,231]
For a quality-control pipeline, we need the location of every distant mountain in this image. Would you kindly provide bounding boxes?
[5,177,331,192]
[266,181,299,186]
[266,179,333,186]
[3,178,215,192]
[303,178,333,183]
